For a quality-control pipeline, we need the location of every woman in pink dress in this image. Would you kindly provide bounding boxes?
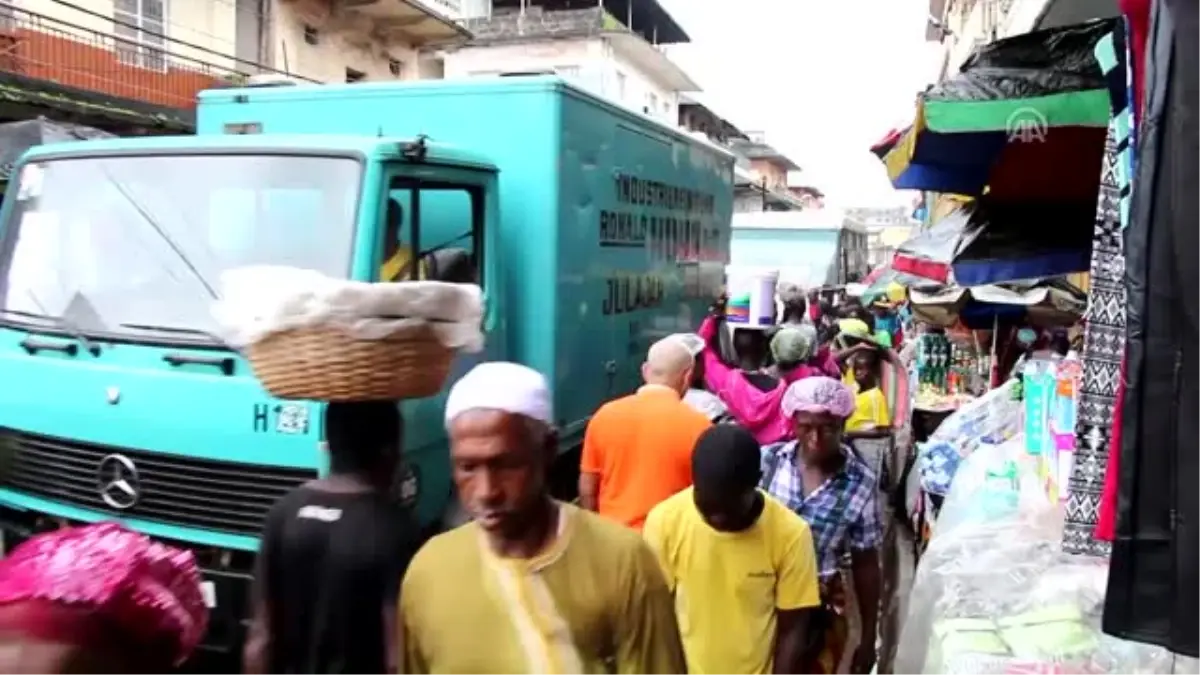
[697,303,838,444]
[0,522,208,673]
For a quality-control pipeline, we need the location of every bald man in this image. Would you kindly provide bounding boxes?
[580,336,713,530]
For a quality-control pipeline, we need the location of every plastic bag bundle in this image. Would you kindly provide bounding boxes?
[919,380,1023,496]
[210,265,485,352]
[896,441,1179,674]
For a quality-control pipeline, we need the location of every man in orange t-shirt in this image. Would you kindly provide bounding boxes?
[579,336,713,531]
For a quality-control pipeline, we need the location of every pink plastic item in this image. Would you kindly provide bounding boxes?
[0,522,208,665]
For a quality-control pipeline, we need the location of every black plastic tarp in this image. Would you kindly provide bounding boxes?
[1104,0,1198,658]
[0,117,113,181]
[929,18,1116,102]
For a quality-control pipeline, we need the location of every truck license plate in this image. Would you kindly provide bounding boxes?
[200,581,217,609]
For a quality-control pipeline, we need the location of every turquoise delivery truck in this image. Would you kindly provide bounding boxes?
[0,76,733,653]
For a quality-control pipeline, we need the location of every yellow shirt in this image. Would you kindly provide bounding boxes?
[400,503,686,674]
[846,386,891,431]
[380,247,427,281]
[642,488,821,674]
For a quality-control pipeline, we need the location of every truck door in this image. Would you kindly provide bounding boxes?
[373,163,501,527]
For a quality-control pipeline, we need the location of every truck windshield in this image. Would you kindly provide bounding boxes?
[0,154,360,342]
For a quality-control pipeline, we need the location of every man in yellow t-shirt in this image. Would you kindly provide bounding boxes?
[643,425,820,674]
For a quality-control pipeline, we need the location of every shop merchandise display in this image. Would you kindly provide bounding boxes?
[896,442,1179,674]
[917,380,1022,497]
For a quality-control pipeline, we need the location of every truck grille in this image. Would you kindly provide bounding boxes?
[0,429,315,536]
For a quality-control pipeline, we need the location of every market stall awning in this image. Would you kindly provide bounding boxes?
[892,199,1095,286]
[874,18,1117,201]
[910,280,1086,328]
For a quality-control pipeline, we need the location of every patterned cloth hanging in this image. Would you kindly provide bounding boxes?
[1062,27,1132,558]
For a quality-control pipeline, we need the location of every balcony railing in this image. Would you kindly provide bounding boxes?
[0,2,296,110]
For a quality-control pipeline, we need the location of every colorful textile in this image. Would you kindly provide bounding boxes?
[760,442,883,577]
[400,503,687,673]
[1063,26,1131,557]
[1095,356,1127,541]
[782,376,856,419]
[643,488,821,674]
[698,316,791,444]
[0,522,207,666]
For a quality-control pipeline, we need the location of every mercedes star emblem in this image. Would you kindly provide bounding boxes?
[106,387,120,405]
[96,454,140,510]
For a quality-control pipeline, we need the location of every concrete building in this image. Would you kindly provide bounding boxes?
[678,93,745,146]
[927,0,1120,77]
[0,0,466,131]
[444,0,696,125]
[264,0,467,84]
[843,206,916,268]
[729,132,805,213]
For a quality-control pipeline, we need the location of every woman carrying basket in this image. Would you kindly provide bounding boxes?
[759,377,884,674]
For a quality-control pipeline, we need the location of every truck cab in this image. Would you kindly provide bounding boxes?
[0,76,733,656]
[0,133,501,651]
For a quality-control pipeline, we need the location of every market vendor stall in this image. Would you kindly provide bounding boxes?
[895,438,1185,674]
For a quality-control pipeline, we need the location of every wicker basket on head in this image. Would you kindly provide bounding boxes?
[246,324,455,401]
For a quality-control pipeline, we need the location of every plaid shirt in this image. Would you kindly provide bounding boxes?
[760,441,884,578]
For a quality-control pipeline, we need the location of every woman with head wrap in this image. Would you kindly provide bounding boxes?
[696,301,792,445]
[769,324,841,383]
[759,377,883,675]
[0,522,208,673]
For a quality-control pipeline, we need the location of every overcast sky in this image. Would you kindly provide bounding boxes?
[659,0,942,209]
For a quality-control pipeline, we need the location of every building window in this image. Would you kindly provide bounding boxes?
[345,67,366,83]
[113,0,166,72]
[388,58,404,77]
[647,92,659,116]
[303,24,320,45]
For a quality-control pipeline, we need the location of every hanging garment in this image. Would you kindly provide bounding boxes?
[1061,27,1129,557]
[1094,356,1126,541]
[1103,0,1198,657]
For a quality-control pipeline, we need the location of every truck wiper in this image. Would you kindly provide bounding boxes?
[100,166,218,300]
[119,322,225,344]
[0,306,100,356]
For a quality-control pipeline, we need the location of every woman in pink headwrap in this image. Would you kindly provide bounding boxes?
[758,377,883,674]
[0,522,208,673]
[697,297,842,444]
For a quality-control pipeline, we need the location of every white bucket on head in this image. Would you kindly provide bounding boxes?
[725,266,778,328]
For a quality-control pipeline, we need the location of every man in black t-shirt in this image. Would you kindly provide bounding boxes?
[243,402,421,674]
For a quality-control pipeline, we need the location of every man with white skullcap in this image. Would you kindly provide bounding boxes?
[579,336,712,531]
[397,362,685,674]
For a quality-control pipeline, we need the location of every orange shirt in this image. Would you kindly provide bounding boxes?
[581,385,712,531]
